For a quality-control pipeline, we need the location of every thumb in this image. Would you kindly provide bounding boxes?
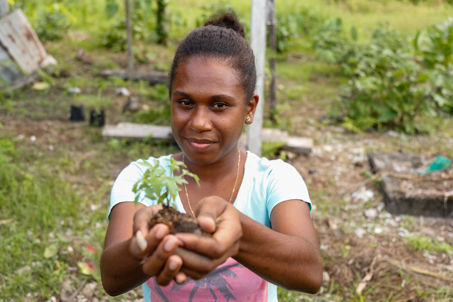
[195,197,227,234]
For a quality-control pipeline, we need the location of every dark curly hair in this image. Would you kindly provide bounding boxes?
[169,11,256,102]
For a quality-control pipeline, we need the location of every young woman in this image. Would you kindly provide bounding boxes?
[101,12,322,302]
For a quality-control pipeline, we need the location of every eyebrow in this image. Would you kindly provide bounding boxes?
[173,91,235,101]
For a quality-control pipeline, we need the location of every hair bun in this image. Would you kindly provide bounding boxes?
[204,11,245,38]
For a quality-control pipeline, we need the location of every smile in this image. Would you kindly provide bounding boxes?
[185,137,218,151]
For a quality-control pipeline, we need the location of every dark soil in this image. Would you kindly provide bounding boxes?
[149,206,211,237]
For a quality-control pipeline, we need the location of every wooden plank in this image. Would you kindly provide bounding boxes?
[283,137,313,155]
[102,123,174,140]
[0,9,48,74]
[99,69,168,84]
[103,123,313,156]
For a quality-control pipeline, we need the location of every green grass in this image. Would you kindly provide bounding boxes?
[407,236,453,254]
[0,131,178,300]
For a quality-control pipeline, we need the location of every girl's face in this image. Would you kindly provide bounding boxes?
[170,56,257,165]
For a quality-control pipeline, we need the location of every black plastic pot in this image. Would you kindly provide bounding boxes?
[90,110,105,127]
[69,105,85,122]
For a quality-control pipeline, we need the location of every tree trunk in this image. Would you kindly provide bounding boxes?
[125,0,134,79]
[156,0,169,45]
[268,0,277,123]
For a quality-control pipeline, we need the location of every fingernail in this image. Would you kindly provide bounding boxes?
[169,261,178,271]
[136,230,148,251]
[164,238,176,252]
[155,226,166,239]
[176,274,187,284]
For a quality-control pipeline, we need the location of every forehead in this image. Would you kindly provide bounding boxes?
[172,57,244,97]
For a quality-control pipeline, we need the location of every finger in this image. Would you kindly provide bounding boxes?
[142,235,180,277]
[155,255,183,286]
[173,247,231,279]
[195,196,228,233]
[175,272,188,284]
[133,204,163,238]
[129,223,169,260]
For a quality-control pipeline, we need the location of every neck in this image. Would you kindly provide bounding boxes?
[181,145,241,183]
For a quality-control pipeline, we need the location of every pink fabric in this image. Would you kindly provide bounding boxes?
[146,258,268,302]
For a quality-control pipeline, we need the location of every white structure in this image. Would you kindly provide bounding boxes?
[248,0,267,156]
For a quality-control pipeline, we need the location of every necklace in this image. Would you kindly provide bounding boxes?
[182,146,241,217]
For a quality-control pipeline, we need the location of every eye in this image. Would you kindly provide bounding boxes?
[179,99,193,107]
[212,102,229,108]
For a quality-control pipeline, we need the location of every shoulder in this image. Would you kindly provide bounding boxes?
[246,152,299,179]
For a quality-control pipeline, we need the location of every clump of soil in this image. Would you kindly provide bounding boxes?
[149,206,211,237]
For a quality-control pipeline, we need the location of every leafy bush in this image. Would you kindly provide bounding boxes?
[135,84,171,125]
[314,19,453,133]
[102,0,154,51]
[275,7,325,53]
[35,3,71,41]
[415,17,453,69]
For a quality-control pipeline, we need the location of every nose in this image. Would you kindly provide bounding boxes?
[188,106,213,133]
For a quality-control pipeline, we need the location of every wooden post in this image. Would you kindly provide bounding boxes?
[125,0,134,79]
[268,0,277,123]
[248,0,267,156]
[0,0,10,19]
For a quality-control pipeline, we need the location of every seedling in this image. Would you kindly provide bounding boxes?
[133,158,199,207]
[133,158,209,236]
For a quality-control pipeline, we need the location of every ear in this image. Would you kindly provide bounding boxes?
[245,94,259,124]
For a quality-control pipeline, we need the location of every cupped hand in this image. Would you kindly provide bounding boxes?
[129,204,187,285]
[174,196,243,280]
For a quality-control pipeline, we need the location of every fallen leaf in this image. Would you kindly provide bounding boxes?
[32,82,50,90]
[86,244,96,252]
[77,262,95,276]
[44,244,59,259]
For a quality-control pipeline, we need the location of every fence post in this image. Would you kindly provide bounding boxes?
[248,0,267,156]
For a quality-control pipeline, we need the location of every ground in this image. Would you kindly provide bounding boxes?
[1,1,453,301]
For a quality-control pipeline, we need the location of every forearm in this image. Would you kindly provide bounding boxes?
[100,239,149,296]
[233,213,322,293]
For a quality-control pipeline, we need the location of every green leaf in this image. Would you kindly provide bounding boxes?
[44,244,59,259]
[105,0,119,19]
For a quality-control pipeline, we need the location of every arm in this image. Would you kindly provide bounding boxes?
[100,203,185,296]
[234,200,322,293]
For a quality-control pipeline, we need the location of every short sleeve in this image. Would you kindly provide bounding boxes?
[108,160,153,219]
[265,160,311,215]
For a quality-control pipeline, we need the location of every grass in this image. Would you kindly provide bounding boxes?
[0,131,178,300]
[407,236,453,254]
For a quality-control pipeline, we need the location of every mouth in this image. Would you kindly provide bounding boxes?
[184,137,218,151]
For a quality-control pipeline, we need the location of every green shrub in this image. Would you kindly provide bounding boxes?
[35,3,71,41]
[415,17,453,69]
[314,19,453,133]
[102,0,155,51]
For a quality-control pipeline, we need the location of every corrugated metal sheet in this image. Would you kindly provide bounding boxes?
[0,9,48,74]
[0,43,22,85]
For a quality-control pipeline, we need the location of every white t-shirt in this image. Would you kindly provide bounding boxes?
[109,151,312,302]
